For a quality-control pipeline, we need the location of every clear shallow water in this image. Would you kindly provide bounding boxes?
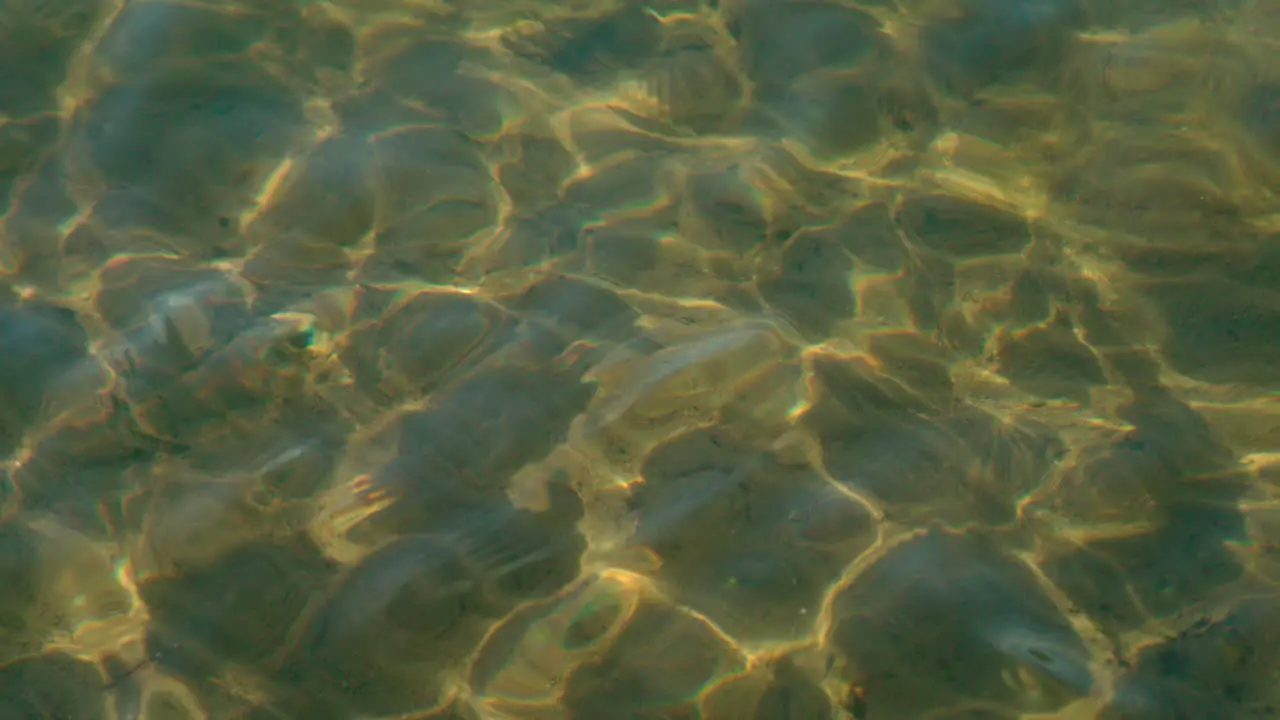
[1,0,1279,718]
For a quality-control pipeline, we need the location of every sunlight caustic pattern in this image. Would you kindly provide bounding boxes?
[1,0,1280,717]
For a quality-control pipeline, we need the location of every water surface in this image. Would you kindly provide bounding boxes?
[1,0,1279,718]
